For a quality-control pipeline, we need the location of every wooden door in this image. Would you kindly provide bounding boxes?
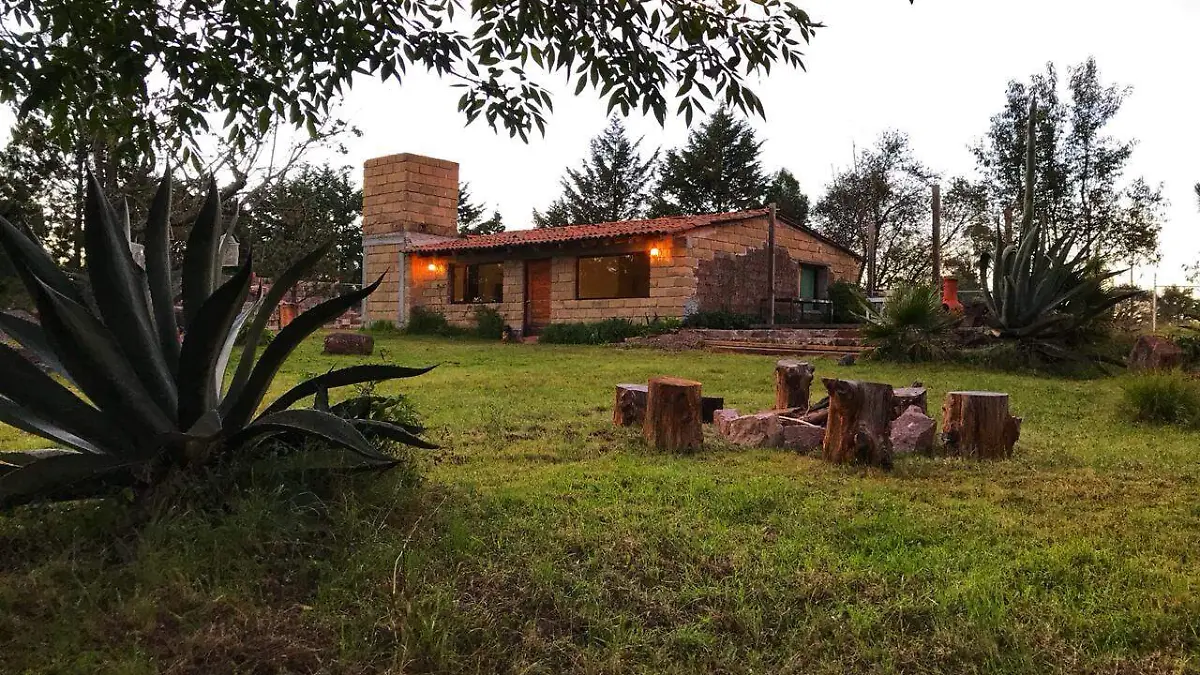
[525,259,552,335]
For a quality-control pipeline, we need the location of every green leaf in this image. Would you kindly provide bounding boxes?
[0,311,70,380]
[181,180,222,329]
[230,409,395,463]
[143,171,181,373]
[261,364,436,416]
[0,452,142,509]
[176,255,253,428]
[224,276,384,429]
[83,172,179,419]
[0,397,107,455]
[353,419,438,450]
[0,215,84,306]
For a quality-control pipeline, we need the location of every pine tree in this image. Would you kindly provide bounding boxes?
[764,168,809,225]
[652,108,766,216]
[533,118,658,228]
[458,182,506,236]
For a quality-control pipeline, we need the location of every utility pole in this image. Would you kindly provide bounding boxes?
[767,202,777,326]
[1151,274,1157,333]
[931,184,941,289]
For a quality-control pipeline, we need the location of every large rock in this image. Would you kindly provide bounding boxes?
[1128,335,1183,372]
[713,409,740,436]
[781,423,825,453]
[723,413,784,447]
[323,332,374,356]
[890,405,936,455]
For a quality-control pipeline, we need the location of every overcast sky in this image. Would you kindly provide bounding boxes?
[318,0,1199,285]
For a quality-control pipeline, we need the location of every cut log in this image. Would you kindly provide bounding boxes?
[613,384,648,427]
[799,408,830,427]
[701,396,725,424]
[941,391,1020,459]
[643,376,704,453]
[821,378,895,468]
[891,386,928,419]
[774,360,815,411]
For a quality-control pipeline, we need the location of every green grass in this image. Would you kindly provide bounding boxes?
[2,335,1199,673]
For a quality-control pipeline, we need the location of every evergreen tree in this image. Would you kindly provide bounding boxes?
[652,108,767,216]
[458,182,506,235]
[533,118,658,228]
[764,168,809,225]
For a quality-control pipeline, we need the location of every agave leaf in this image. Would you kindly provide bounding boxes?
[1037,268,1127,320]
[0,397,107,455]
[143,171,181,372]
[213,298,260,401]
[0,342,128,451]
[0,311,71,380]
[30,279,174,444]
[225,240,335,405]
[223,276,382,429]
[313,386,330,412]
[176,255,253,428]
[328,395,377,420]
[83,173,178,416]
[180,179,221,329]
[0,215,84,305]
[352,419,438,450]
[260,364,436,417]
[229,408,395,462]
[0,452,142,509]
[0,448,79,469]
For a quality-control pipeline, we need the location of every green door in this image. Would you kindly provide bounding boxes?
[799,266,819,300]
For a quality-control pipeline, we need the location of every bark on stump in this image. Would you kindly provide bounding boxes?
[613,384,648,427]
[775,360,814,411]
[643,376,704,453]
[821,378,895,469]
[941,391,1021,459]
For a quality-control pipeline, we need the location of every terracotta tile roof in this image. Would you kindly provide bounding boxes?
[406,209,771,253]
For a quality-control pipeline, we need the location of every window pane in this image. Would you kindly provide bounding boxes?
[451,264,468,303]
[577,253,650,299]
[451,262,503,303]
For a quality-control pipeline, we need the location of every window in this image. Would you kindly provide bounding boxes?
[450,262,504,303]
[577,253,651,300]
[799,265,820,300]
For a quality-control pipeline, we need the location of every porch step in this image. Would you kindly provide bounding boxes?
[706,340,868,358]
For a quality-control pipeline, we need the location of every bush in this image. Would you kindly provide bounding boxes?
[862,285,957,362]
[539,316,682,345]
[363,319,401,334]
[1121,372,1200,427]
[1177,329,1200,370]
[473,306,505,340]
[681,309,757,330]
[404,306,467,337]
[828,280,867,324]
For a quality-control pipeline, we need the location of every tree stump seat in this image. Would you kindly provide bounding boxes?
[821,378,895,469]
[643,376,704,453]
[941,391,1021,459]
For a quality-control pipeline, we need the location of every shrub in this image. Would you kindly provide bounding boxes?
[0,172,435,509]
[539,317,680,345]
[473,306,505,340]
[1121,373,1200,427]
[828,280,867,324]
[1177,329,1200,370]
[363,319,401,334]
[404,306,467,337]
[861,285,957,362]
[682,309,757,330]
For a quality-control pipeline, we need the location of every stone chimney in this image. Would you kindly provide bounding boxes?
[361,153,459,325]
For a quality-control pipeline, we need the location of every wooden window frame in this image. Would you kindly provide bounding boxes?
[574,252,652,301]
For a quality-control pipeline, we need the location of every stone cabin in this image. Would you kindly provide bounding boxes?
[361,153,862,335]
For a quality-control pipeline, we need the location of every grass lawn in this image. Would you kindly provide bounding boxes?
[2,334,1199,673]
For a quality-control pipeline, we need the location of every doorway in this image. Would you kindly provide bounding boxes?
[524,259,552,335]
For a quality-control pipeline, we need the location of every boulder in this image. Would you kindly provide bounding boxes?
[781,423,825,453]
[1128,335,1183,372]
[713,408,740,436]
[838,353,857,366]
[723,413,783,447]
[890,405,936,455]
[323,332,374,356]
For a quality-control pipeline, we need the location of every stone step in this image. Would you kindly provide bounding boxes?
[706,340,869,357]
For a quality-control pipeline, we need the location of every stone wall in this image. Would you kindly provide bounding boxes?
[361,153,459,325]
[407,257,526,329]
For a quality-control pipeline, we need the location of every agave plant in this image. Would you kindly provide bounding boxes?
[0,172,434,509]
[978,95,1140,340]
[860,285,958,362]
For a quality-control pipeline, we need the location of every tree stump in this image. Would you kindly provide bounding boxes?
[821,378,895,468]
[643,376,703,453]
[941,391,1021,459]
[775,360,814,411]
[613,384,649,427]
[891,386,928,419]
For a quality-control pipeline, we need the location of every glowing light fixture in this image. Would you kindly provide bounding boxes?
[427,262,438,272]
[649,247,662,258]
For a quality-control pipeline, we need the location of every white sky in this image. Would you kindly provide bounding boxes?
[2,0,1197,284]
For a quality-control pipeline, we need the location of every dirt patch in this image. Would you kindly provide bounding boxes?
[618,330,706,351]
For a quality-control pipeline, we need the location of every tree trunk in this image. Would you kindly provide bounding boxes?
[821,378,894,468]
[891,386,928,419]
[941,391,1021,459]
[613,384,648,427]
[774,360,814,411]
[643,376,703,453]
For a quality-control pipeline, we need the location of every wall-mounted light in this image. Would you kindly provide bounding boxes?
[649,247,662,258]
[427,262,438,272]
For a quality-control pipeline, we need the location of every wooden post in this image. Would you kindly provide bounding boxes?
[767,202,777,326]
[941,391,1021,459]
[613,384,648,427]
[821,378,895,468]
[774,360,814,411]
[931,184,941,289]
[643,376,703,452]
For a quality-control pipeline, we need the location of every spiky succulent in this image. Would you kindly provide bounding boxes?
[0,172,433,508]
